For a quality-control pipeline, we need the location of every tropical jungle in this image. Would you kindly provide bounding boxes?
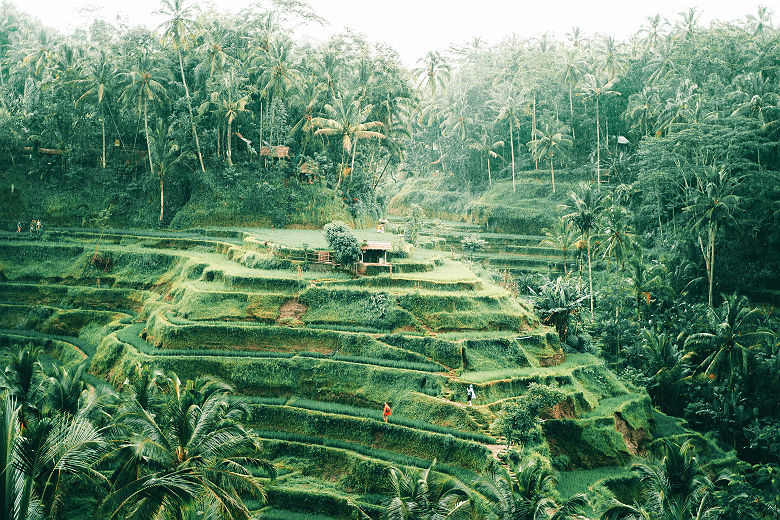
[0,0,778,519]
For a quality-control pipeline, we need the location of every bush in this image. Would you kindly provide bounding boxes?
[404,204,424,246]
[323,221,361,266]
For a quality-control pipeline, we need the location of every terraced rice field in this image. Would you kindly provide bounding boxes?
[0,225,662,517]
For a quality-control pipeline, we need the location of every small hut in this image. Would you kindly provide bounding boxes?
[357,241,393,274]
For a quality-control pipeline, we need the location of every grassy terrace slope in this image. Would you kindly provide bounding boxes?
[0,227,674,518]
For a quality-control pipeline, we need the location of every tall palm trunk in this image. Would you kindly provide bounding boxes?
[101,114,106,168]
[569,85,575,139]
[487,154,492,186]
[178,51,205,174]
[226,114,233,166]
[550,156,555,194]
[144,100,153,175]
[595,95,601,187]
[159,175,164,222]
[586,233,594,317]
[532,90,538,170]
[509,119,516,193]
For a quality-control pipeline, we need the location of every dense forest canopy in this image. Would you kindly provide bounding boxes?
[0,1,779,519]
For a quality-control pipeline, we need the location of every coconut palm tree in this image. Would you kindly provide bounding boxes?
[0,344,43,429]
[597,205,639,271]
[578,73,619,187]
[563,182,604,316]
[157,0,206,174]
[413,51,450,98]
[639,328,690,411]
[310,92,385,190]
[204,68,251,166]
[0,391,107,520]
[119,50,169,176]
[101,372,274,520]
[624,87,660,138]
[684,293,773,408]
[75,49,118,168]
[467,131,503,186]
[149,119,186,222]
[540,219,578,275]
[385,460,472,520]
[256,36,300,146]
[528,122,572,194]
[487,82,524,193]
[682,165,741,306]
[477,459,579,520]
[560,48,585,138]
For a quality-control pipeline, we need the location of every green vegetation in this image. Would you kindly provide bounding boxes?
[0,1,777,519]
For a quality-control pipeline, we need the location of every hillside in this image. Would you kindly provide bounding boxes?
[0,225,729,518]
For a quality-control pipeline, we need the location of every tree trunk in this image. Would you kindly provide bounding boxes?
[144,100,153,175]
[101,116,106,169]
[178,51,206,174]
[708,222,716,307]
[569,85,575,139]
[532,91,538,170]
[226,115,233,166]
[159,175,164,222]
[595,96,601,188]
[509,120,516,193]
[550,156,555,194]
[587,234,594,317]
[487,155,492,186]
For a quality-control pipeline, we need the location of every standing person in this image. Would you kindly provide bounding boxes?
[16,222,21,233]
[467,384,476,407]
[36,219,41,234]
[383,402,391,423]
[30,220,34,233]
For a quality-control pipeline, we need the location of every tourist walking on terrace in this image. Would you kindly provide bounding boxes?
[383,402,392,423]
[30,220,35,232]
[467,384,476,406]
[16,221,21,233]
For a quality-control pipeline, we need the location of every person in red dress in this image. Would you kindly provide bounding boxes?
[383,402,391,423]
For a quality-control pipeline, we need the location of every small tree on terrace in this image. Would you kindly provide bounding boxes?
[405,203,424,246]
[323,221,361,267]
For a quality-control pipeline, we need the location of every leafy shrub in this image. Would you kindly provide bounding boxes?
[404,203,424,246]
[461,235,486,259]
[323,221,361,266]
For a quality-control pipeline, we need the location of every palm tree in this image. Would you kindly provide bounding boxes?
[413,51,450,98]
[624,87,660,138]
[597,206,639,271]
[528,122,572,194]
[540,219,578,275]
[149,119,186,222]
[310,92,385,191]
[204,68,251,166]
[101,373,274,520]
[560,48,585,138]
[157,0,206,174]
[682,165,741,306]
[684,293,773,408]
[467,131,503,186]
[578,73,619,187]
[0,391,107,520]
[385,460,472,520]
[532,276,588,344]
[639,328,690,411]
[43,361,87,417]
[627,253,665,322]
[119,50,169,176]
[563,183,604,316]
[477,460,579,520]
[75,49,118,169]
[0,344,43,429]
[639,14,669,50]
[487,82,524,193]
[257,36,300,146]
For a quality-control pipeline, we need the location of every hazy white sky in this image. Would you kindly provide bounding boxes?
[8,0,772,65]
